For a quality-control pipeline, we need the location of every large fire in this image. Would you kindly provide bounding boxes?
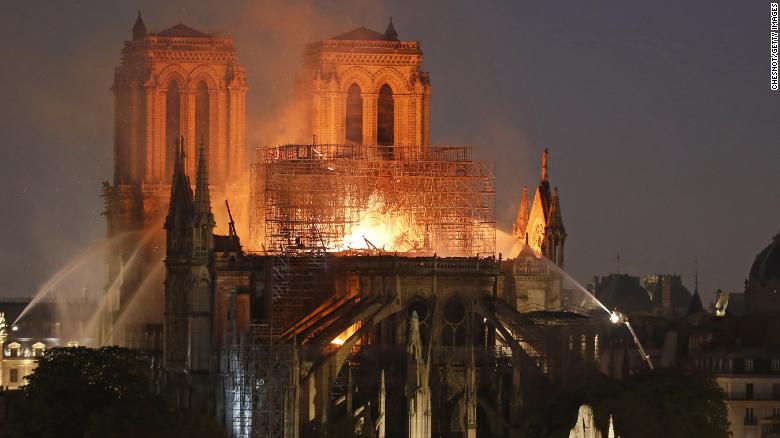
[339,193,427,252]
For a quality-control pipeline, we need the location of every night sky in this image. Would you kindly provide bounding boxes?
[0,0,777,304]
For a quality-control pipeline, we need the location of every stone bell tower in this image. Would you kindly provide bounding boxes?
[112,11,247,187]
[513,148,567,268]
[101,12,247,345]
[298,18,431,155]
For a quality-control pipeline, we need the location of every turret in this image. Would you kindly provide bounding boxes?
[513,187,529,240]
[164,137,194,258]
[543,186,567,268]
[384,17,398,40]
[193,141,215,259]
[132,11,147,40]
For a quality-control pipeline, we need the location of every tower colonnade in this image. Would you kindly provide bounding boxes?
[113,14,247,188]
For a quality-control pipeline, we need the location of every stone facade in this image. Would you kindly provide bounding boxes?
[298,20,431,154]
[513,149,567,268]
[103,13,247,346]
[113,12,247,186]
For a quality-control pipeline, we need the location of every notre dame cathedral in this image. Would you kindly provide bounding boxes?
[101,13,613,438]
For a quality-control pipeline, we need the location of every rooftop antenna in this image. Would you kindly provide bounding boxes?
[616,253,622,274]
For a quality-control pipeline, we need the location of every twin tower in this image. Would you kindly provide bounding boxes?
[112,13,431,192]
[104,13,434,326]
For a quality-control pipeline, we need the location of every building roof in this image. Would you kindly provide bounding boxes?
[155,23,211,38]
[331,26,391,41]
[749,233,780,285]
[214,235,241,253]
[687,290,705,316]
[594,274,652,313]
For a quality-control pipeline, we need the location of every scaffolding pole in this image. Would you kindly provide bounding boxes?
[249,144,496,257]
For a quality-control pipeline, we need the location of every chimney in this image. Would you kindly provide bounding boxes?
[662,276,673,314]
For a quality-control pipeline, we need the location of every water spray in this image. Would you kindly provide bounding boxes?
[609,308,654,370]
[509,240,655,371]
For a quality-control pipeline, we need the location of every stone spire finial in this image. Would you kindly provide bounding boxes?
[513,186,529,239]
[547,186,564,230]
[132,10,147,40]
[384,16,398,40]
[194,138,210,212]
[164,136,194,236]
[541,148,549,182]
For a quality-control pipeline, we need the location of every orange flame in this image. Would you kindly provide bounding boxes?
[339,193,426,252]
[331,322,360,345]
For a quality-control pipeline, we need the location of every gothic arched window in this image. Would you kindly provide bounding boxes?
[165,80,181,180]
[345,83,362,145]
[377,84,394,158]
[195,81,210,159]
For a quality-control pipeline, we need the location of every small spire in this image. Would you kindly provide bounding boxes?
[132,10,147,40]
[513,186,529,239]
[194,138,211,211]
[165,136,194,233]
[173,136,184,175]
[541,148,549,182]
[384,16,398,40]
[547,186,565,230]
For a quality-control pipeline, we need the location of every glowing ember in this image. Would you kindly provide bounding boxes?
[331,322,360,345]
[340,193,426,252]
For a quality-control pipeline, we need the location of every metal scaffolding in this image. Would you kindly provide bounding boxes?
[249,144,495,256]
[224,324,295,438]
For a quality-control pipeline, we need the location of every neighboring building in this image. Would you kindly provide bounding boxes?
[686,231,780,438]
[644,274,692,316]
[714,289,747,317]
[0,297,95,389]
[593,274,653,314]
[746,233,780,315]
[689,317,780,438]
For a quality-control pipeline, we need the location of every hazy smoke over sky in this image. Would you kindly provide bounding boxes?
[0,0,777,304]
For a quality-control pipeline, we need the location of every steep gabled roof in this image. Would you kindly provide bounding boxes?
[687,289,705,316]
[155,23,211,38]
[332,26,391,41]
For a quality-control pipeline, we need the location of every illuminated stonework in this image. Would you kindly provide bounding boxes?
[113,12,247,186]
[513,148,567,267]
[298,19,431,153]
[102,13,249,346]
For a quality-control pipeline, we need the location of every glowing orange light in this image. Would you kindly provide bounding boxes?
[331,322,360,345]
[339,193,425,252]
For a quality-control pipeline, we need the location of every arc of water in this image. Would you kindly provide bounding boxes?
[12,232,135,326]
[83,223,163,344]
[102,261,165,346]
[504,235,654,371]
